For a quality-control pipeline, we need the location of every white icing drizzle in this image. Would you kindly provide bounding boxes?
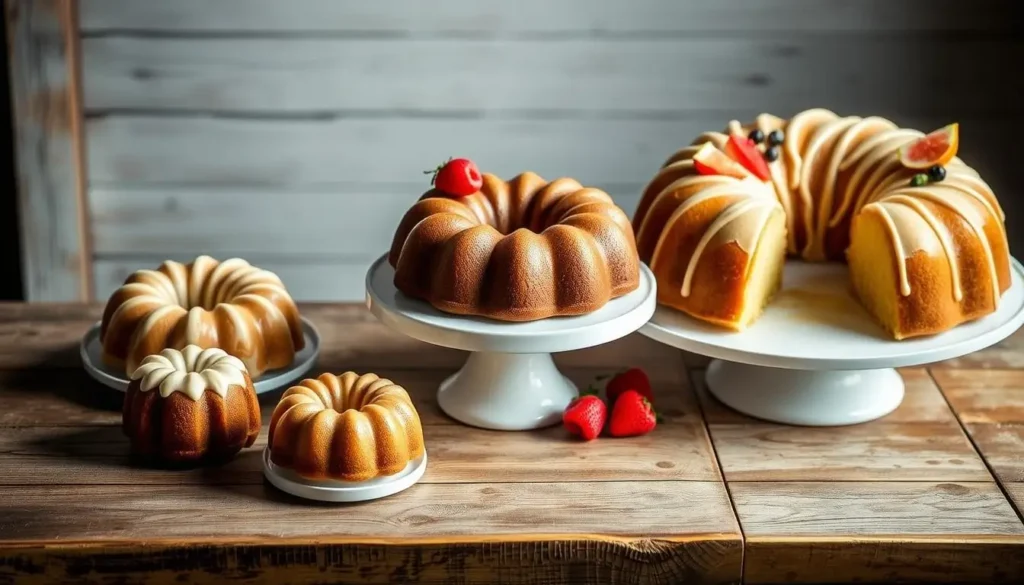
[129,345,249,400]
[637,109,1007,310]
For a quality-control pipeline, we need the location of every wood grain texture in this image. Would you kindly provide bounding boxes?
[81,36,1021,115]
[0,482,739,541]
[932,369,1024,424]
[0,302,682,371]
[0,538,743,585]
[743,539,1024,584]
[961,424,1024,483]
[932,330,1024,370]
[4,0,90,302]
[77,0,1019,32]
[85,115,1018,188]
[730,481,1024,537]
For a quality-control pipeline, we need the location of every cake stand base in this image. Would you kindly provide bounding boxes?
[262,449,427,503]
[706,359,904,426]
[437,351,579,430]
[365,254,657,432]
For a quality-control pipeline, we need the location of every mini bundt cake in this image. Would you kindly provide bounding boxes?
[123,345,261,462]
[100,255,305,378]
[387,170,641,321]
[633,108,1010,339]
[268,372,425,482]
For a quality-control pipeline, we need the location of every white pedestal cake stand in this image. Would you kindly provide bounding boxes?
[364,254,658,431]
[639,258,1024,426]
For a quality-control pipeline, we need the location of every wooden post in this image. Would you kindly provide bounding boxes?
[4,0,90,301]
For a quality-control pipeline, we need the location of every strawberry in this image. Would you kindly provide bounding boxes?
[608,389,657,437]
[424,157,483,196]
[604,367,653,404]
[724,134,771,181]
[562,390,607,441]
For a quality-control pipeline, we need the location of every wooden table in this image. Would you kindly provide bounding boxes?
[0,302,1022,584]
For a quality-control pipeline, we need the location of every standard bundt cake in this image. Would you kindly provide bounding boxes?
[123,345,261,462]
[387,170,641,321]
[267,372,425,482]
[633,108,1010,339]
[99,255,305,378]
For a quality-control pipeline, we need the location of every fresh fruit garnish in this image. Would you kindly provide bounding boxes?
[562,391,607,441]
[608,389,657,437]
[748,129,765,144]
[910,173,929,187]
[767,129,785,146]
[424,157,483,196]
[692,142,753,180]
[724,135,772,180]
[764,145,780,163]
[928,164,946,182]
[898,123,959,169]
[605,367,653,404]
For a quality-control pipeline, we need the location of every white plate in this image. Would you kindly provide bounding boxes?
[79,316,321,394]
[640,257,1024,371]
[262,448,427,503]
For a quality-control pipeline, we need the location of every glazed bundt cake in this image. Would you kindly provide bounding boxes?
[100,255,305,378]
[123,345,261,462]
[267,372,425,482]
[388,170,641,321]
[634,108,1010,339]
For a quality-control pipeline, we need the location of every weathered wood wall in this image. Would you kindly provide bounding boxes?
[27,0,1024,301]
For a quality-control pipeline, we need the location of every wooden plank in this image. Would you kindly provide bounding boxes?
[80,36,1022,115]
[87,187,644,257]
[730,481,1024,583]
[1009,484,1024,516]
[0,302,680,371]
[93,255,374,302]
[694,368,958,425]
[84,115,1020,189]
[0,482,739,541]
[961,424,1024,483]
[0,361,696,425]
[77,0,1017,33]
[4,0,90,301]
[730,482,1024,537]
[0,538,743,585]
[931,369,1024,424]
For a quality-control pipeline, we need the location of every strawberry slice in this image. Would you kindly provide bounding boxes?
[724,135,772,181]
[692,142,752,180]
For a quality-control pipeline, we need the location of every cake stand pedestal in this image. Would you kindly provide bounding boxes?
[639,259,1024,426]
[364,254,657,431]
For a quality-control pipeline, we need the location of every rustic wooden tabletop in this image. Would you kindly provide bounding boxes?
[0,302,1022,584]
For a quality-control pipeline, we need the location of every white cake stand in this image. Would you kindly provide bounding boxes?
[639,258,1024,426]
[364,254,657,431]
[79,317,321,395]
[262,448,427,503]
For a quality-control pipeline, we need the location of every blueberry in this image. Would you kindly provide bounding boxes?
[764,145,780,162]
[910,173,929,187]
[928,165,946,182]
[768,130,785,146]
[748,129,765,144]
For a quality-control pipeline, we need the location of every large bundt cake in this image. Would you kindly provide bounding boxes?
[387,169,641,321]
[267,372,425,482]
[633,108,1010,339]
[100,255,305,378]
[123,345,261,462]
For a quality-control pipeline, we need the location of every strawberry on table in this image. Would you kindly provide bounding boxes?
[425,157,484,196]
[608,389,657,438]
[562,390,607,441]
[604,367,653,404]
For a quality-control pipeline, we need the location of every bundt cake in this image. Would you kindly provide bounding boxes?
[267,372,425,482]
[99,255,305,378]
[387,169,641,321]
[123,345,261,462]
[633,108,1010,339]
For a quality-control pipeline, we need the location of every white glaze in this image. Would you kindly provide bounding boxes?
[130,344,249,400]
